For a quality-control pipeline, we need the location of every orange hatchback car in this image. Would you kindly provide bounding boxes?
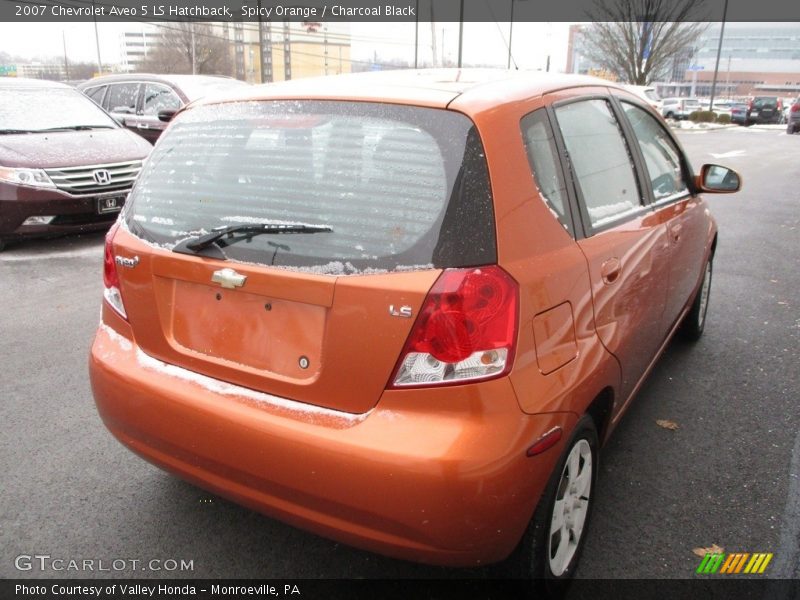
[89,70,740,581]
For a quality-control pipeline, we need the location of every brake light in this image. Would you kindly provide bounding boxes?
[103,221,127,320]
[390,266,518,388]
[792,104,800,113]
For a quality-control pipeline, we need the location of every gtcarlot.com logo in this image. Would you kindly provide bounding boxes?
[14,554,194,572]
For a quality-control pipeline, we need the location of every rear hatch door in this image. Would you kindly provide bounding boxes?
[115,99,496,414]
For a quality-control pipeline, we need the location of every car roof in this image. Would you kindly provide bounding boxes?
[190,68,623,112]
[77,73,240,89]
[0,77,73,90]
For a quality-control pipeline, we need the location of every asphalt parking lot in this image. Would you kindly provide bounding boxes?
[1,127,798,582]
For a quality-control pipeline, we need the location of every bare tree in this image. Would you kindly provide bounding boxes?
[68,62,97,81]
[138,23,233,76]
[581,0,710,85]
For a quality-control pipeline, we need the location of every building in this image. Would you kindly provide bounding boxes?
[225,22,352,84]
[659,22,800,98]
[119,26,163,72]
[15,63,67,80]
[567,22,800,99]
[566,25,606,76]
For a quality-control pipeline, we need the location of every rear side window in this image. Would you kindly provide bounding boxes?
[107,83,139,114]
[125,100,496,273]
[554,99,642,229]
[520,108,573,236]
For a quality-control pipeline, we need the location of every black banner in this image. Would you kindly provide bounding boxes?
[3,579,800,600]
[1,0,800,23]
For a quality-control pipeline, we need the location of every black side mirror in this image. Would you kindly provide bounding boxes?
[158,109,178,123]
[696,164,741,193]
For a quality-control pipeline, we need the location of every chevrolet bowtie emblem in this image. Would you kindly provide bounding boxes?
[211,268,247,289]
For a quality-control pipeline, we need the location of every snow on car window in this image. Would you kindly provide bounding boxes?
[125,100,496,273]
[0,88,118,131]
[521,108,573,236]
[554,99,643,228]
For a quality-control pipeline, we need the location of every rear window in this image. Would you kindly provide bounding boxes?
[124,100,496,274]
[753,97,778,109]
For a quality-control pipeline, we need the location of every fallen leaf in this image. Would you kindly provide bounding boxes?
[693,544,724,557]
[656,419,679,431]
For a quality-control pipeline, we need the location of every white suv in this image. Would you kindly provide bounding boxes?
[661,97,701,120]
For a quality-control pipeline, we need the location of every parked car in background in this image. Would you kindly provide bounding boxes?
[623,84,662,111]
[787,97,800,134]
[0,78,152,251]
[703,99,734,119]
[730,103,749,125]
[78,74,249,143]
[661,97,702,120]
[90,69,740,588]
[747,96,783,125]
[782,99,794,125]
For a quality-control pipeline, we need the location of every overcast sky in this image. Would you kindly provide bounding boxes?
[0,21,571,72]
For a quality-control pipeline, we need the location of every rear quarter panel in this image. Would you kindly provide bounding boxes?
[450,89,621,419]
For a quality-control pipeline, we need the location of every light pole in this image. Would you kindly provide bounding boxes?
[62,30,70,81]
[457,0,464,68]
[709,0,729,111]
[91,0,102,75]
[507,0,515,69]
[414,0,419,69]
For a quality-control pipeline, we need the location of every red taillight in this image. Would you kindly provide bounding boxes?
[390,266,518,388]
[103,222,121,289]
[792,104,800,113]
[103,221,127,320]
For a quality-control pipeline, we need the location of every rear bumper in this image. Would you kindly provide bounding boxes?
[89,316,574,567]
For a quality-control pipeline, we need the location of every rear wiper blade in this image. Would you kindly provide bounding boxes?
[0,129,34,134]
[174,222,333,256]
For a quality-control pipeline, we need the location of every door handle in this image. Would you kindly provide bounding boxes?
[601,257,621,285]
[136,123,150,129]
[669,223,683,242]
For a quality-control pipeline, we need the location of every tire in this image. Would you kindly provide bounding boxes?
[499,415,599,594]
[679,256,713,341]
[665,112,674,120]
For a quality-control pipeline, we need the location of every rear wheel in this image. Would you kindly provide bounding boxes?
[500,416,598,593]
[680,256,712,341]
